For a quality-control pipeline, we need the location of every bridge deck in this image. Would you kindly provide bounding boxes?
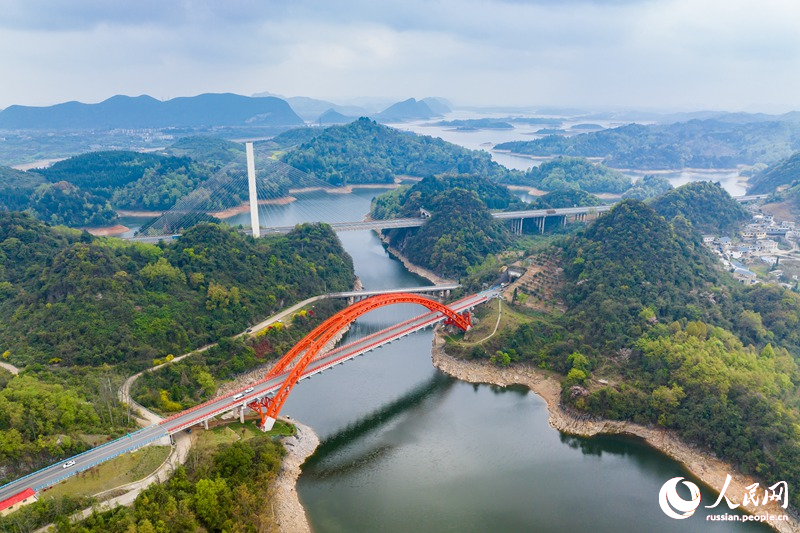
[127,193,760,242]
[0,291,495,504]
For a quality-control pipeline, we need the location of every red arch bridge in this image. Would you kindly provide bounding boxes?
[0,290,495,507]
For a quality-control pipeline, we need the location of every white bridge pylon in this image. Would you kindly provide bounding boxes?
[246,142,260,238]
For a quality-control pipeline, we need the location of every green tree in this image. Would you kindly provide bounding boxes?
[194,477,231,530]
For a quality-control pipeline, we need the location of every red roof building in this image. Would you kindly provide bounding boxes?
[0,488,37,516]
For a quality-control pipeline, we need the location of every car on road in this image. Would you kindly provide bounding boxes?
[233,393,244,400]
[244,387,254,393]
[62,460,76,469]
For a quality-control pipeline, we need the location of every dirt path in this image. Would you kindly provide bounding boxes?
[463,298,503,345]
[430,331,799,532]
[0,361,20,375]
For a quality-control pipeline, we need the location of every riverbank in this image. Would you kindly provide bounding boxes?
[287,183,400,196]
[505,184,548,196]
[273,419,319,533]
[377,234,456,285]
[210,197,297,219]
[115,209,164,217]
[430,331,799,532]
[85,224,130,237]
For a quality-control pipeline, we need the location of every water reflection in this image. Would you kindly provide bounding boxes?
[304,372,455,477]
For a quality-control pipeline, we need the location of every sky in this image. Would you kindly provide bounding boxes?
[1,0,799,112]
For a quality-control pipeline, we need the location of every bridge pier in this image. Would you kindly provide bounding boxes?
[539,217,545,234]
[203,419,209,430]
[261,416,276,432]
[239,407,245,424]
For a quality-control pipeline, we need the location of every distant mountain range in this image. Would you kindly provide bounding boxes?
[373,98,445,122]
[0,92,456,131]
[0,93,304,130]
[253,92,452,123]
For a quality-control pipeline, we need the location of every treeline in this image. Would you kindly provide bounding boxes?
[621,174,673,200]
[0,213,354,367]
[500,156,673,199]
[495,120,800,170]
[282,117,517,185]
[39,151,242,212]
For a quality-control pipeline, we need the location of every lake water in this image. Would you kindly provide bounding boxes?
[387,118,748,195]
[218,190,764,531]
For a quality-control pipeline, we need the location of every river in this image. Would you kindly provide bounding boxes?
[115,186,768,531]
[223,190,764,531]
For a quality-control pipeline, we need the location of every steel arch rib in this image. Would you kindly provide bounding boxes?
[265,293,469,378]
[250,293,471,428]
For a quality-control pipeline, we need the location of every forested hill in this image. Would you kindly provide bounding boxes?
[649,181,750,235]
[0,212,354,367]
[371,175,517,278]
[525,189,604,209]
[0,151,228,227]
[40,151,179,190]
[748,151,800,194]
[502,156,631,193]
[281,117,516,185]
[494,120,800,169]
[370,174,524,220]
[162,136,245,167]
[0,93,304,130]
[373,98,439,122]
[400,189,509,278]
[39,151,226,213]
[0,165,46,212]
[547,200,800,507]
[562,199,725,346]
[0,164,117,228]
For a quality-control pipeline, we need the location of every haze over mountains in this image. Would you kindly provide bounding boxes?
[0,93,451,131]
[0,93,304,130]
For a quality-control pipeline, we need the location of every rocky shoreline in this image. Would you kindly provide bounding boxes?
[273,419,319,533]
[377,234,455,285]
[430,331,799,532]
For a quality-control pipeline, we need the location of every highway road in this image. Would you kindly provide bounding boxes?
[0,290,495,506]
[0,424,169,504]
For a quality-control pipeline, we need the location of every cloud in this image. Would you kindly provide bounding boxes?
[0,0,798,111]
